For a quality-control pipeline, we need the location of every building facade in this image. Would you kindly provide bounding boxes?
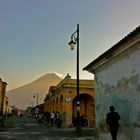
[0,78,7,115]
[44,74,95,128]
[3,96,8,114]
[84,26,140,139]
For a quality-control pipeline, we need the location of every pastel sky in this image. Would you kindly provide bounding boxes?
[0,0,140,90]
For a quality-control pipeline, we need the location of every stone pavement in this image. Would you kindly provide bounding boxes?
[41,119,99,140]
[0,116,99,140]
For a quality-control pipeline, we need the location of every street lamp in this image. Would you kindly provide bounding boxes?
[68,24,81,129]
[33,93,39,106]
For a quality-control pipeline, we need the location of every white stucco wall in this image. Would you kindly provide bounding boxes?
[94,43,140,140]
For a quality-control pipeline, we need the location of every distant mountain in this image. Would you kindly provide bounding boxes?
[6,73,62,110]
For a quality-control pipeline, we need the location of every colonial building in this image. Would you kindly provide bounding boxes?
[84,26,140,140]
[3,96,8,114]
[44,74,95,128]
[0,78,7,115]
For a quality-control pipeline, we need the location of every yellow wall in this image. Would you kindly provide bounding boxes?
[3,96,8,114]
[44,74,95,128]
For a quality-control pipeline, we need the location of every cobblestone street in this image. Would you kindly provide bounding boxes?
[0,116,98,140]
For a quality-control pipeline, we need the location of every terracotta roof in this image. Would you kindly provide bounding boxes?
[83,25,140,71]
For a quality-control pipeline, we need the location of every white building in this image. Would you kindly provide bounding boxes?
[84,26,140,140]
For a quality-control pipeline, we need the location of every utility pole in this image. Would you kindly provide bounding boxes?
[36,93,38,106]
[33,93,39,106]
[68,24,81,130]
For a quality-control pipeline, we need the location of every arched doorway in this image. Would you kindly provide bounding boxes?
[52,99,55,111]
[72,94,95,127]
[59,94,63,113]
[56,96,59,112]
[50,101,53,112]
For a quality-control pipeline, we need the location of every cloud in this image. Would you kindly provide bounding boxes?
[51,71,63,78]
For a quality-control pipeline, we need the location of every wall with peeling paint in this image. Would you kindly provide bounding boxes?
[94,43,140,140]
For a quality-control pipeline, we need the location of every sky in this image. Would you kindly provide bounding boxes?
[0,0,140,91]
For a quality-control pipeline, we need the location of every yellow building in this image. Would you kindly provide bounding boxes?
[0,78,7,115]
[44,74,95,128]
[3,96,9,114]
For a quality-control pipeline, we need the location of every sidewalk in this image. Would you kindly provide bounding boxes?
[41,119,99,139]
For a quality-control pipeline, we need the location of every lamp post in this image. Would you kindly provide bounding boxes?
[33,93,39,106]
[68,24,81,129]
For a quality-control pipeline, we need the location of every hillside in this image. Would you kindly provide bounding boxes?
[6,73,62,110]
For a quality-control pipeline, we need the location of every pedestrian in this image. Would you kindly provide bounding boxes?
[45,111,50,124]
[56,112,62,128]
[106,106,120,140]
[38,113,42,123]
[50,111,55,127]
[0,113,6,128]
[80,114,88,127]
[0,113,2,128]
